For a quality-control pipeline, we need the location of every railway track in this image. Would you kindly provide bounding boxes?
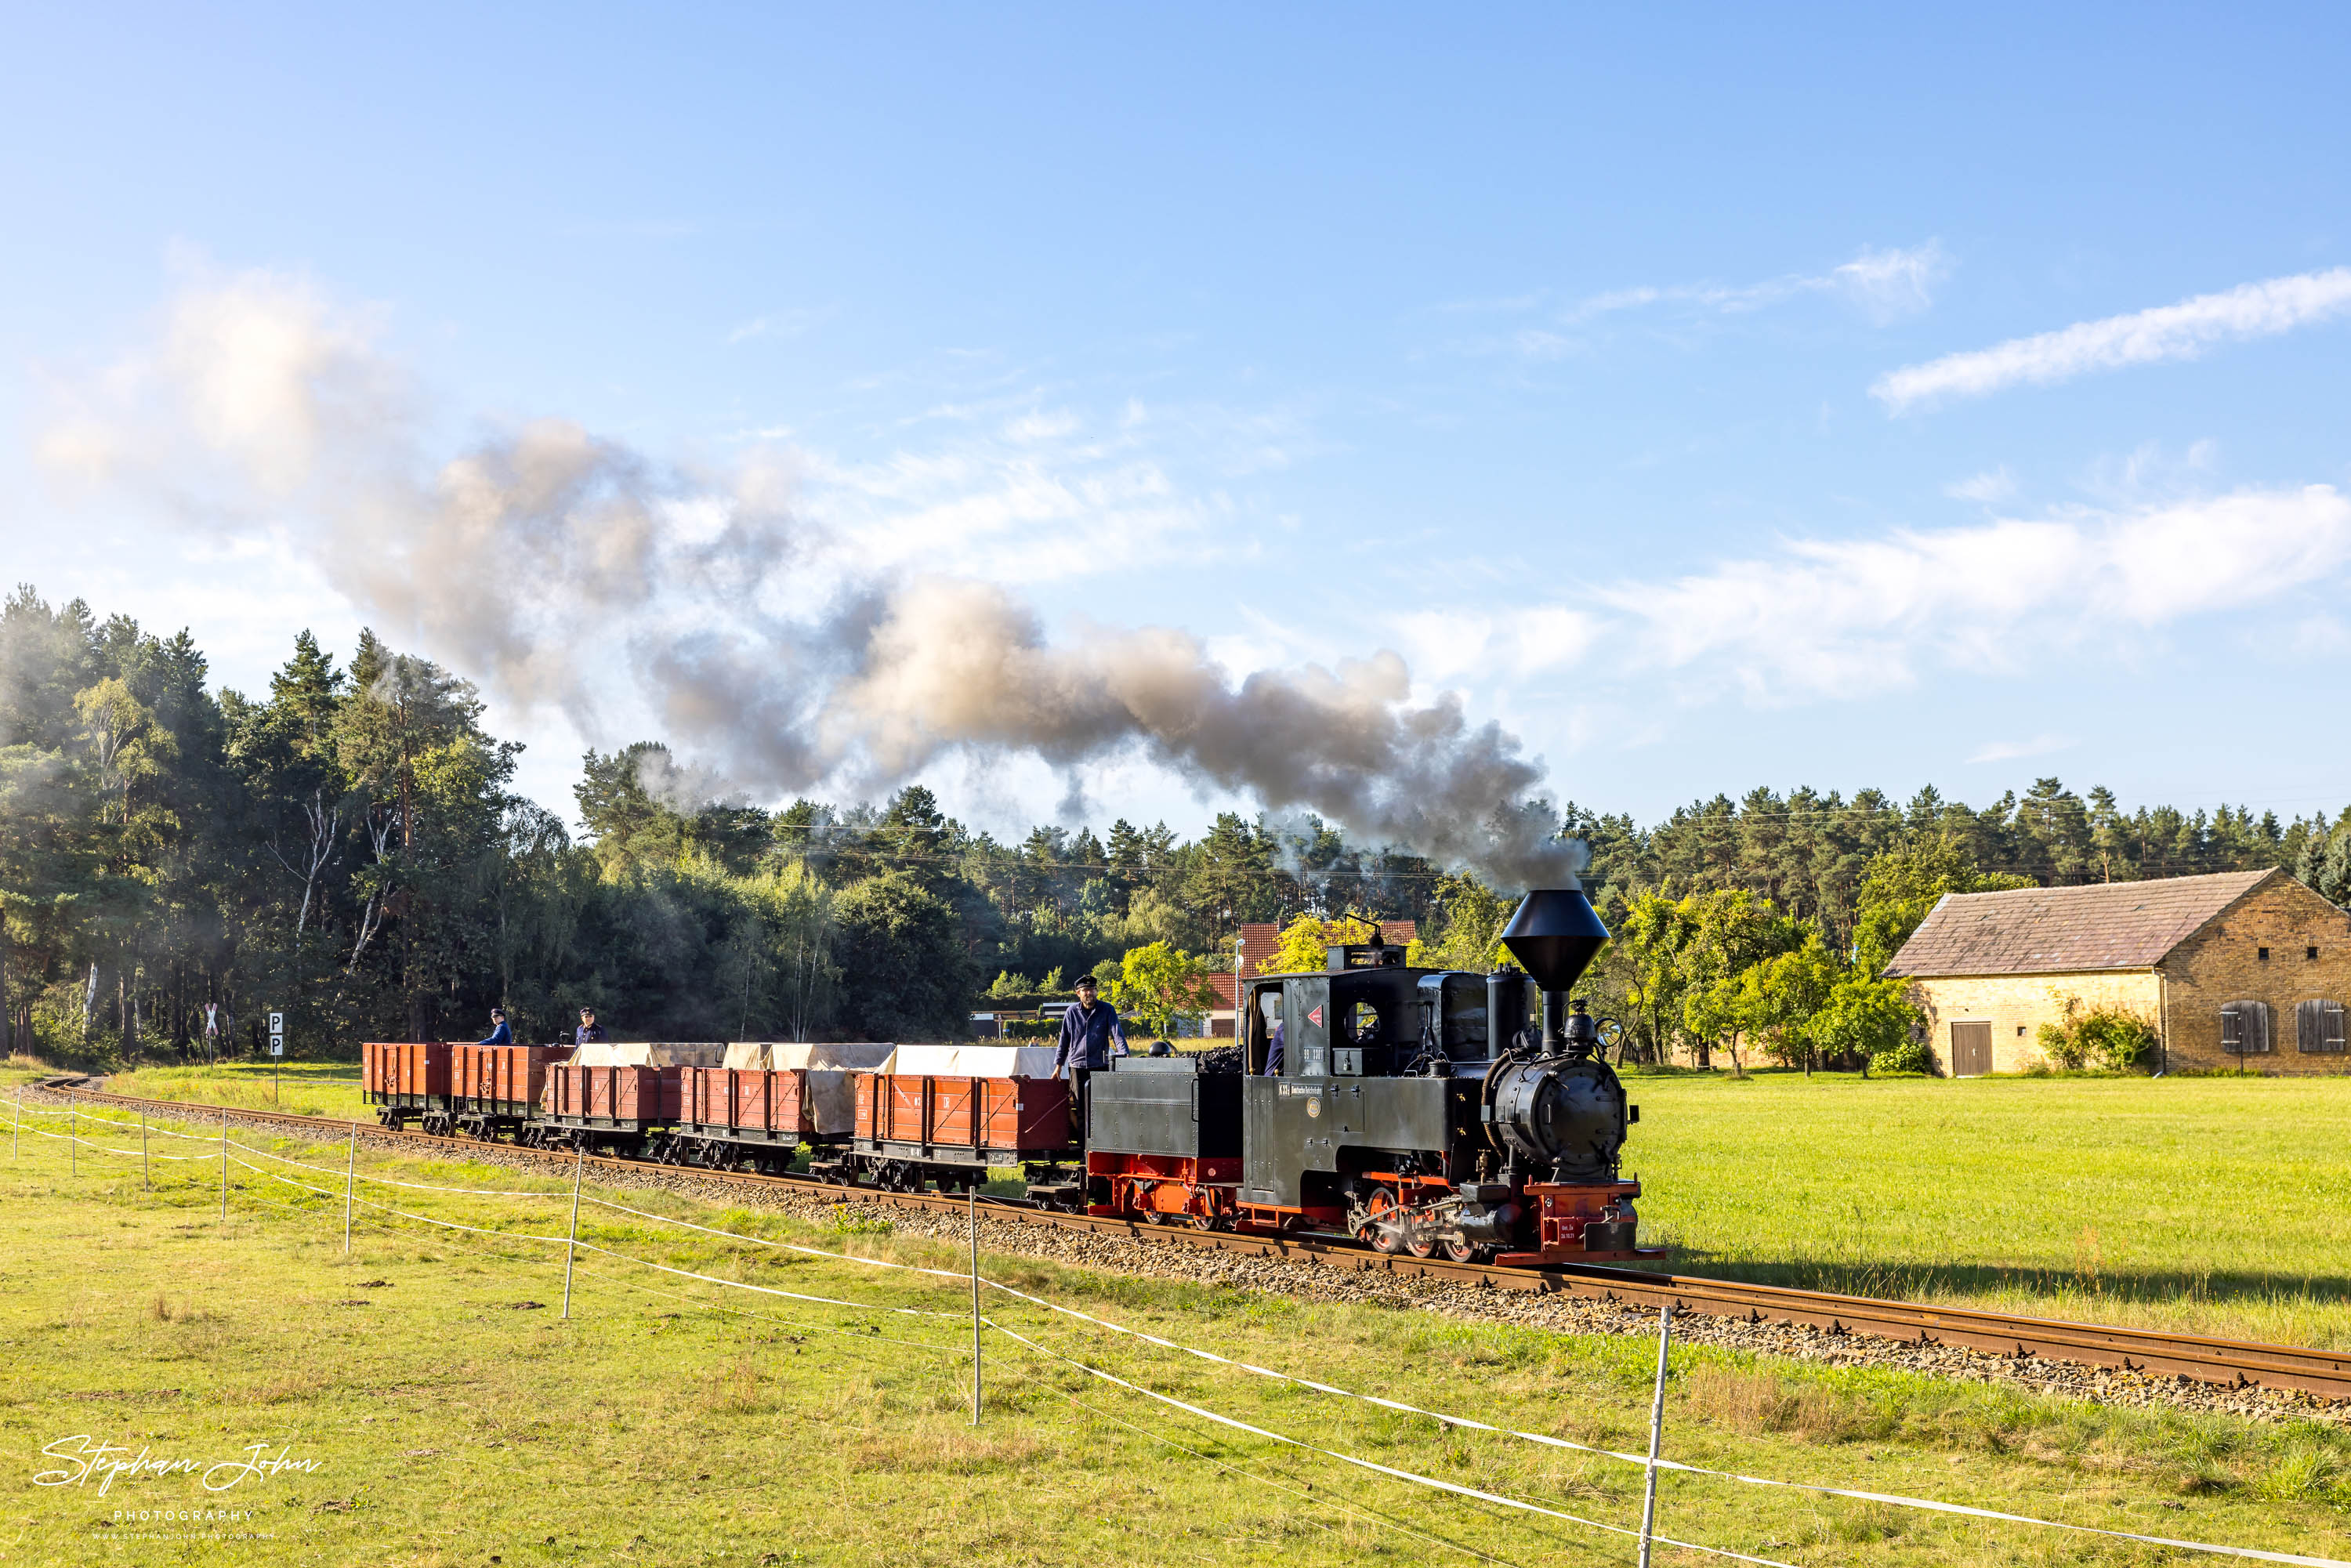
[45,1078,2351,1403]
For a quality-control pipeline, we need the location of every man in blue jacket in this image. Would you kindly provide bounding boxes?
[476,1008,513,1046]
[1052,975,1128,1074]
[1052,975,1128,1146]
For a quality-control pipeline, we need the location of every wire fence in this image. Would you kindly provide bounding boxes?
[9,1088,2347,1568]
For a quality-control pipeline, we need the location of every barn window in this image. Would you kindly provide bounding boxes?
[2296,1000,2346,1054]
[2221,1000,2273,1054]
[2258,947,2270,961]
[2309,947,2320,961]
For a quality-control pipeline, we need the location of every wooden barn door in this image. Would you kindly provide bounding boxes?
[1950,1021,1993,1077]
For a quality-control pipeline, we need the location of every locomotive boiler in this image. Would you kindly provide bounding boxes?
[1083,886,1650,1263]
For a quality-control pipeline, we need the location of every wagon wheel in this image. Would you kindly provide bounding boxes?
[1360,1188,1404,1255]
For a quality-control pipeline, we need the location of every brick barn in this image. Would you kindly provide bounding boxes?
[1883,868,2351,1075]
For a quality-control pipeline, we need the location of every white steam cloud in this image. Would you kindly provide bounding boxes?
[40,268,1585,889]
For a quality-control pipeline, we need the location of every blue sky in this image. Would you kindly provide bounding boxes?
[5,4,2349,843]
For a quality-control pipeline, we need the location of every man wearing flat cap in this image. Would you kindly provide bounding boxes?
[1052,973,1129,1146]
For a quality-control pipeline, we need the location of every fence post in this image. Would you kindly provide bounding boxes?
[11,1092,18,1158]
[343,1121,357,1255]
[969,1186,982,1426]
[560,1146,583,1319]
[219,1110,229,1225]
[68,1106,75,1179]
[141,1108,150,1193]
[1637,1304,1674,1568]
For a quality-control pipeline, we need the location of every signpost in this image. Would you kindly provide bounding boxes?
[269,1011,284,1103]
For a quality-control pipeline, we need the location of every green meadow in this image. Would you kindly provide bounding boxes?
[31,1059,2351,1349]
[1621,1068,2351,1349]
[0,1092,2346,1566]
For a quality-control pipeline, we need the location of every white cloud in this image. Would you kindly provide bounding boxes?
[1439,483,2351,706]
[1450,243,1951,359]
[1873,266,2351,411]
[1392,604,1606,683]
[1559,241,1949,328]
[1832,244,1949,323]
[1968,734,2075,764]
[1944,465,2016,503]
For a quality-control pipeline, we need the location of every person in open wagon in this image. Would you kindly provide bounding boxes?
[476,1007,513,1046]
[574,1008,608,1046]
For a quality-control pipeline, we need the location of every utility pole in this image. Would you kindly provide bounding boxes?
[561,1146,584,1318]
[1232,933,1246,1049]
[1637,1305,1673,1568]
[969,1186,983,1426]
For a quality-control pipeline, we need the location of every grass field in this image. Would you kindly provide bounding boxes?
[2,1095,2346,1567]
[34,1058,2351,1349]
[1621,1068,2351,1350]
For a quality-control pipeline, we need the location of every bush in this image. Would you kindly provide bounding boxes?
[1869,1038,1934,1075]
[2035,1000,2158,1074]
[1806,976,1924,1072]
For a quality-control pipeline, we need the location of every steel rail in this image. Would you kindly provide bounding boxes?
[42,1078,2351,1402]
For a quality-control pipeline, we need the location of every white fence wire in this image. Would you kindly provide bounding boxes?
[11,1089,2348,1567]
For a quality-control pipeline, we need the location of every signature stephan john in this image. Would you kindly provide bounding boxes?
[34,1436,321,1496]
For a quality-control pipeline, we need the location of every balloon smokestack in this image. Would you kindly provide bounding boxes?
[1500,888,1610,1053]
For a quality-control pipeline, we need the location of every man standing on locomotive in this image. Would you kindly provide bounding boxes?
[1053,974,1128,1143]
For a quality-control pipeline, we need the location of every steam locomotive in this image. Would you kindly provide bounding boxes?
[1083,886,1650,1264]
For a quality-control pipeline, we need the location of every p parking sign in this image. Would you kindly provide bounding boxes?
[269,1011,284,1058]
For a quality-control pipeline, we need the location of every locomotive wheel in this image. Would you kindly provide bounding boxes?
[1405,1229,1437,1260]
[1361,1189,1404,1255]
[1442,1239,1487,1264]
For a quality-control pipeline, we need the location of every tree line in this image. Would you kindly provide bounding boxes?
[2,588,2339,1066]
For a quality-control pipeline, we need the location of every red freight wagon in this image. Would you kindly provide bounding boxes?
[449,1045,570,1139]
[361,1042,452,1129]
[831,1059,1075,1193]
[534,1063,682,1153]
[665,1068,808,1173]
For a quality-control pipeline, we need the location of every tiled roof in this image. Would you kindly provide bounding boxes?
[1883,869,2279,978]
